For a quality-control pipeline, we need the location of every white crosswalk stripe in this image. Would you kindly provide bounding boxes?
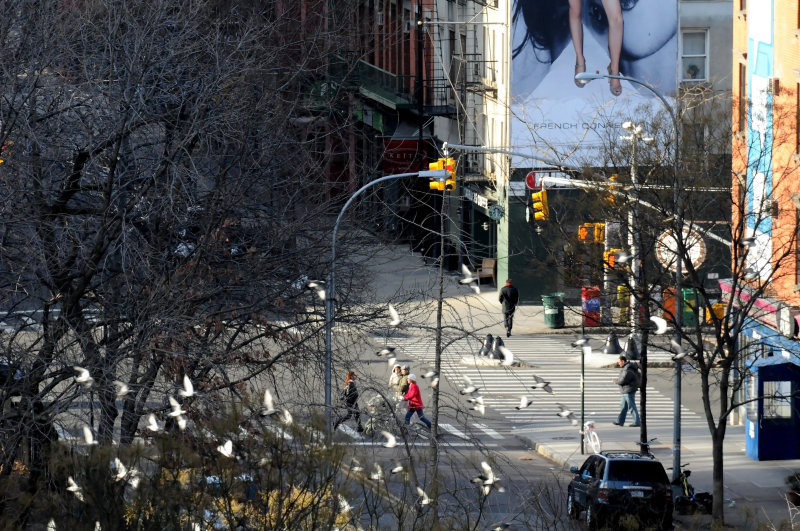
[381,335,706,435]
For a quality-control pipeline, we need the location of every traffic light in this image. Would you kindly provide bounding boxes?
[604,248,624,269]
[444,157,456,191]
[604,174,619,206]
[531,189,549,221]
[0,141,12,165]
[593,223,605,244]
[578,223,595,243]
[428,159,444,191]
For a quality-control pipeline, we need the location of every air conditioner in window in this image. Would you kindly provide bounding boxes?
[376,12,384,26]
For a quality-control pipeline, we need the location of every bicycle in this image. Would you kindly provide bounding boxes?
[669,463,713,515]
[581,421,602,453]
[635,437,658,457]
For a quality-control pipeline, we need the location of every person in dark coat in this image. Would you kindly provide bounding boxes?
[499,279,520,337]
[479,334,494,357]
[612,355,640,427]
[334,371,363,432]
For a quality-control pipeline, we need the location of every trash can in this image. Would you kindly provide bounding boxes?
[542,293,565,329]
[582,286,601,327]
[682,288,699,327]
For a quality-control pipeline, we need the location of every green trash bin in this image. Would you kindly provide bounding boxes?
[681,288,699,327]
[542,293,565,329]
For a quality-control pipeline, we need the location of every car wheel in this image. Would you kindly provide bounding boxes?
[567,490,580,520]
[585,502,601,530]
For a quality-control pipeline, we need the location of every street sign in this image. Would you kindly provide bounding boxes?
[525,171,537,189]
[655,228,707,272]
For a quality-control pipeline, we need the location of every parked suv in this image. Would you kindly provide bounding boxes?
[567,451,673,530]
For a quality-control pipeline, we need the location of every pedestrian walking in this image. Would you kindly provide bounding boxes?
[395,365,410,398]
[388,364,402,399]
[402,374,432,429]
[479,334,493,357]
[499,278,520,337]
[334,371,364,432]
[612,355,641,427]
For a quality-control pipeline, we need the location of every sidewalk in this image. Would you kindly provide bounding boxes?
[371,243,800,528]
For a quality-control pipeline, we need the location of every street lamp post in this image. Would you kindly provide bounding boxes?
[324,169,449,441]
[575,70,683,480]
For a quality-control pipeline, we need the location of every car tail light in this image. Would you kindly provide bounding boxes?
[666,488,673,502]
[597,488,610,502]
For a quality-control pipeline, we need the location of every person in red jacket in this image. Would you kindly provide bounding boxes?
[402,374,432,429]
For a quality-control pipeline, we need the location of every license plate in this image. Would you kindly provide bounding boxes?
[630,490,644,498]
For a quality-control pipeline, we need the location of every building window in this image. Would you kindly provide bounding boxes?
[681,30,708,81]
[763,380,792,419]
[739,64,747,133]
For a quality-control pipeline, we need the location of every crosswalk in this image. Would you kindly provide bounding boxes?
[377,335,706,437]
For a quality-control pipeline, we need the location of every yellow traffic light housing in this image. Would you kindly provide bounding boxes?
[605,174,618,206]
[604,248,624,269]
[428,159,445,191]
[578,223,594,243]
[593,223,605,244]
[444,157,456,191]
[531,189,549,221]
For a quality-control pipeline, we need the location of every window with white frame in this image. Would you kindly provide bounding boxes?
[681,30,708,81]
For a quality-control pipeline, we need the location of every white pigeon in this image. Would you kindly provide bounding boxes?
[112,457,127,481]
[112,380,129,398]
[168,396,185,417]
[338,495,352,513]
[571,336,591,347]
[387,357,397,368]
[217,439,234,458]
[67,476,85,502]
[178,374,194,398]
[82,425,98,446]
[280,409,293,425]
[74,366,94,386]
[467,395,484,405]
[350,458,364,473]
[470,402,486,415]
[740,236,756,248]
[390,462,404,474]
[459,264,481,294]
[615,251,633,264]
[417,486,431,506]
[480,461,498,485]
[146,414,160,432]
[556,403,578,425]
[461,374,479,394]
[431,377,439,388]
[421,369,438,379]
[376,347,396,357]
[388,304,401,327]
[370,462,383,481]
[515,396,533,410]
[670,338,694,361]
[261,389,278,416]
[650,316,668,335]
[176,415,187,430]
[498,345,514,366]
[381,430,397,448]
[47,519,56,531]
[531,374,553,394]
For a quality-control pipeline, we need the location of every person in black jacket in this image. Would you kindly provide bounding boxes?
[499,279,520,337]
[612,355,640,427]
[334,371,363,432]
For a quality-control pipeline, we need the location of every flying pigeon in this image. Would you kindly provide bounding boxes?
[217,439,234,458]
[670,338,694,361]
[417,486,431,506]
[82,425,98,446]
[261,389,278,417]
[650,316,668,335]
[350,458,364,473]
[112,380,129,398]
[388,304,401,327]
[67,476,85,502]
[390,462,404,474]
[467,395,484,405]
[280,409,293,425]
[740,236,756,248]
[460,375,479,395]
[146,414,160,432]
[459,264,481,294]
[431,377,439,388]
[176,415,187,430]
[370,462,383,481]
[498,345,514,366]
[615,251,633,264]
[388,356,397,368]
[421,369,438,379]
[531,374,553,394]
[338,495,352,513]
[556,403,578,425]
[306,280,326,300]
[112,457,127,481]
[480,461,498,485]
[178,374,194,398]
[381,430,397,448]
[376,347,396,357]
[470,402,486,415]
[571,337,591,347]
[168,396,185,417]
[73,366,94,386]
[515,396,533,410]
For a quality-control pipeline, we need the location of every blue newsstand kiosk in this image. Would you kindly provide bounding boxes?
[746,355,800,460]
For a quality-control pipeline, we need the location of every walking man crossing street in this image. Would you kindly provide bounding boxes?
[499,279,519,337]
[612,355,640,427]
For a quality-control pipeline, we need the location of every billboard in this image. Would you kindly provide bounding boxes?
[511,0,679,168]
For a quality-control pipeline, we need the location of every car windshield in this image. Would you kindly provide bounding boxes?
[607,461,667,483]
